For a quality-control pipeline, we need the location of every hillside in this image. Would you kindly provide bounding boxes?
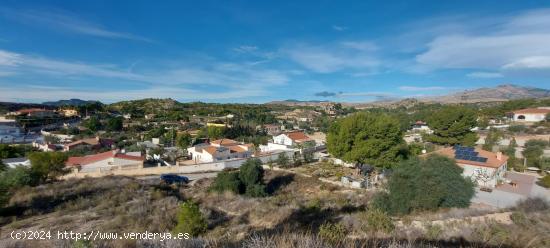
[266,99,330,107]
[422,84,550,103]
[1,173,549,247]
[267,85,550,108]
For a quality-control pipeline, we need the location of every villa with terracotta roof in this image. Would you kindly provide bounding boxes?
[63,137,114,152]
[259,130,316,154]
[66,150,144,173]
[511,107,550,122]
[429,146,508,188]
[187,138,254,163]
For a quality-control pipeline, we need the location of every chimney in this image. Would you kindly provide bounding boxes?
[496,152,502,161]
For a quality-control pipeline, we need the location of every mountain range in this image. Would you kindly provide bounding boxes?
[42,99,101,106]
[267,84,550,107]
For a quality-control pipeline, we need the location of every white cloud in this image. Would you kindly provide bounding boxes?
[0,49,289,101]
[0,8,150,42]
[340,41,378,51]
[502,56,550,69]
[332,25,348,31]
[0,50,21,66]
[0,85,266,103]
[399,86,447,91]
[233,45,258,53]
[416,9,550,72]
[283,42,379,73]
[466,72,504,78]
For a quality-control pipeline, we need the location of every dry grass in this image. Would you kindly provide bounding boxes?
[1,172,550,248]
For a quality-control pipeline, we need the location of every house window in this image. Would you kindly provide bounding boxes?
[517,115,526,120]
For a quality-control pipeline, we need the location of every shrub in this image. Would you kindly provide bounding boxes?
[362,208,394,234]
[28,152,69,183]
[276,152,289,167]
[239,158,264,186]
[210,158,267,197]
[209,170,243,194]
[373,155,475,215]
[538,175,550,188]
[424,223,443,240]
[245,184,268,197]
[318,222,347,245]
[510,212,530,227]
[172,201,208,237]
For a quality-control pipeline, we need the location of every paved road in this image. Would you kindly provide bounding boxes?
[137,172,219,182]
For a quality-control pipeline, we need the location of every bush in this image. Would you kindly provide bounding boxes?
[538,175,550,188]
[318,222,347,245]
[245,184,268,197]
[209,170,243,194]
[172,201,208,237]
[239,158,264,186]
[28,152,69,183]
[210,158,267,197]
[373,155,475,215]
[276,152,289,167]
[362,208,394,234]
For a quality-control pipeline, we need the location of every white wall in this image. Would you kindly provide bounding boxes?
[514,113,547,122]
[460,163,506,188]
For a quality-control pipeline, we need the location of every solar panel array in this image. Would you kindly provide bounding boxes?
[453,145,488,163]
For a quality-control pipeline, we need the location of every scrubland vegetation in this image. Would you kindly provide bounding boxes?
[1,169,549,248]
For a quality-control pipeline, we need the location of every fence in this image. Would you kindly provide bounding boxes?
[63,150,295,179]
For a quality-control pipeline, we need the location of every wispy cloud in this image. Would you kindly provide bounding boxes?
[399,86,447,91]
[0,48,290,102]
[0,7,151,42]
[314,91,394,98]
[332,25,348,31]
[466,72,504,78]
[283,42,379,73]
[416,9,550,71]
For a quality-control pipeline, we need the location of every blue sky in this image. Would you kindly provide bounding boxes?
[1,0,550,103]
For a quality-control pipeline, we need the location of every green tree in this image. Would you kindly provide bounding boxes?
[172,201,208,237]
[425,106,478,146]
[207,126,225,140]
[84,116,102,132]
[0,144,30,159]
[523,146,543,168]
[276,152,289,167]
[209,170,243,194]
[28,152,68,183]
[239,158,264,186]
[373,155,475,215]
[327,112,405,168]
[176,132,192,150]
[482,128,503,151]
[106,117,123,132]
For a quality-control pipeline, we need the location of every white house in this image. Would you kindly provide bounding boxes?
[1,157,31,168]
[410,121,433,134]
[511,107,550,122]
[187,139,254,164]
[260,131,316,153]
[66,150,144,173]
[431,146,508,188]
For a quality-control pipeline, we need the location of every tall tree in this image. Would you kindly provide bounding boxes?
[327,112,405,168]
[28,152,69,183]
[176,132,193,150]
[425,106,478,146]
[106,117,123,132]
